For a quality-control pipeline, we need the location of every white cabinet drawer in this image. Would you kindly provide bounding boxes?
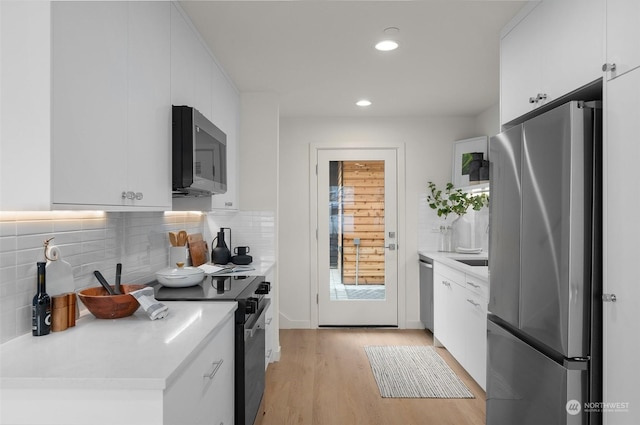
[465,275,488,301]
[433,263,465,287]
[164,315,234,425]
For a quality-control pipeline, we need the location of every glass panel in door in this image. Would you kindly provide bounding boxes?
[317,149,397,326]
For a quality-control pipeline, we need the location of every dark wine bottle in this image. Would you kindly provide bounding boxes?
[32,262,51,336]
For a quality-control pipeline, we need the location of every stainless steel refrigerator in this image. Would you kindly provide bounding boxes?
[487,101,602,425]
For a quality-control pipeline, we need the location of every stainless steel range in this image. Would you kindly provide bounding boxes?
[154,275,271,425]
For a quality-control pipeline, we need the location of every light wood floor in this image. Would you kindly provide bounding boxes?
[255,329,486,425]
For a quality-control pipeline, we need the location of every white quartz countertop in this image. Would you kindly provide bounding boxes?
[0,302,237,391]
[419,250,488,281]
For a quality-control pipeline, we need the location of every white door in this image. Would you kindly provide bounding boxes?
[603,68,640,425]
[315,148,398,326]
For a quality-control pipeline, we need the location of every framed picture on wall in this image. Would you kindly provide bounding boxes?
[452,136,488,188]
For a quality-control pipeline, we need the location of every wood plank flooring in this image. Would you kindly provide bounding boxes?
[255,329,486,425]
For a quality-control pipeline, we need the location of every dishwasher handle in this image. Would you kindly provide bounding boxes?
[419,261,433,269]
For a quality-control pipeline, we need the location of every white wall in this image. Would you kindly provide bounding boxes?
[278,115,479,329]
[239,92,279,211]
[475,102,501,139]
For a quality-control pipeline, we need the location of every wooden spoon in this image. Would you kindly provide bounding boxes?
[177,230,188,246]
[168,232,178,247]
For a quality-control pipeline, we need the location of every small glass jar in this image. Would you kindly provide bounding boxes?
[438,225,453,252]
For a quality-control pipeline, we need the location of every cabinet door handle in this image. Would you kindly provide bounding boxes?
[467,281,480,289]
[529,93,548,104]
[441,280,451,287]
[466,299,480,307]
[203,359,224,380]
[266,349,273,359]
[266,317,273,325]
[225,201,233,207]
[135,192,143,200]
[602,293,617,303]
[602,63,616,72]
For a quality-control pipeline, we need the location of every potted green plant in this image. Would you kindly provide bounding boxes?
[426,182,489,251]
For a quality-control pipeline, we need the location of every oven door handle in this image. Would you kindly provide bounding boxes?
[244,298,271,341]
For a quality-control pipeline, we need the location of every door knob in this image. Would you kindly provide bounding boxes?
[384,244,396,251]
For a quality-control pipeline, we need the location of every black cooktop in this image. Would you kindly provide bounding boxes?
[154,274,261,301]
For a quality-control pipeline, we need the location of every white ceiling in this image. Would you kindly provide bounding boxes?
[180,1,526,117]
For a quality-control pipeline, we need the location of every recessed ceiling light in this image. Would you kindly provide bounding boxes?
[375,40,399,51]
[356,100,372,107]
[375,27,400,51]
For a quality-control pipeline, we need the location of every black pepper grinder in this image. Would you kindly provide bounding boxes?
[32,262,51,336]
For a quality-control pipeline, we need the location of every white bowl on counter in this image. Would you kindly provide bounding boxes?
[155,263,205,288]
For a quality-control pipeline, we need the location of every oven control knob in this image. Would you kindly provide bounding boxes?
[255,282,271,295]
[245,298,259,314]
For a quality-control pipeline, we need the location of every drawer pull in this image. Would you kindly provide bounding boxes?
[266,317,273,325]
[467,281,480,289]
[441,280,451,287]
[204,359,224,380]
[466,299,481,307]
[266,349,273,359]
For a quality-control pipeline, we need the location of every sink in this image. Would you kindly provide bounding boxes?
[454,259,488,267]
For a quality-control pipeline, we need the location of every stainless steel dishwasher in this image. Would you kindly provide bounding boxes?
[419,255,434,332]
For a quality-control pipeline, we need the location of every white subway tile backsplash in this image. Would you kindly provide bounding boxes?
[0,236,16,253]
[16,220,54,236]
[0,211,204,343]
[0,252,16,268]
[205,210,276,263]
[0,222,16,237]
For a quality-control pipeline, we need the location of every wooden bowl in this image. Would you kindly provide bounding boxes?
[78,284,146,319]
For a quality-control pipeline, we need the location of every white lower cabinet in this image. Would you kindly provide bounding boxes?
[433,262,488,390]
[164,313,234,425]
[463,274,488,391]
[264,266,278,368]
[433,266,465,357]
[264,301,274,370]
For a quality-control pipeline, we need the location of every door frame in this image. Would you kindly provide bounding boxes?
[309,142,406,328]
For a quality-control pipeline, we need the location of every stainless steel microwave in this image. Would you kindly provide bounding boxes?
[172,105,227,197]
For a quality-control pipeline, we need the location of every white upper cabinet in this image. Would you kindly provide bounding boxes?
[540,0,604,99]
[170,4,240,211]
[211,62,240,210]
[52,1,171,210]
[170,4,198,109]
[500,0,604,124]
[194,44,214,122]
[604,0,640,80]
[0,1,52,210]
[126,2,172,209]
[500,2,544,123]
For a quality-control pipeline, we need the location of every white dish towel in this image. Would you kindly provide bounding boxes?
[130,287,169,320]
